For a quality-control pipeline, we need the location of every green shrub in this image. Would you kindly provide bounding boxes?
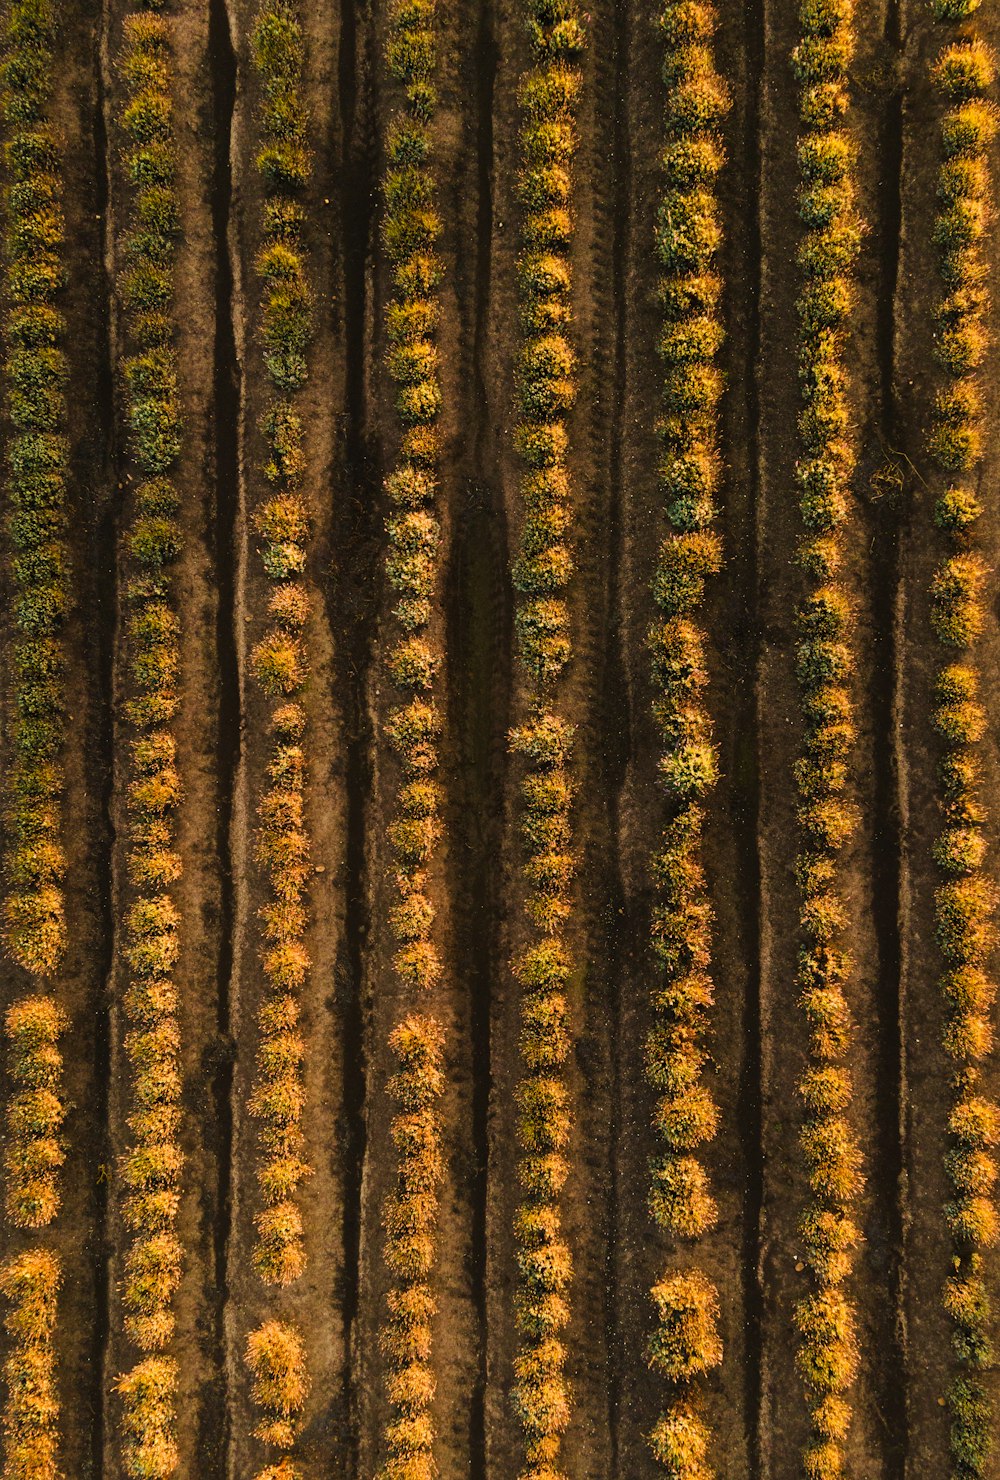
[949,1375,992,1472]
[941,99,999,160]
[657,739,717,798]
[252,2,303,78]
[944,1258,993,1366]
[935,484,981,533]
[801,1115,864,1202]
[931,554,988,645]
[253,1201,307,1286]
[932,0,981,16]
[933,40,996,101]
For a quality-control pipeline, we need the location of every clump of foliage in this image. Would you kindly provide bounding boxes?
[378,1018,445,1479]
[0,1249,61,1480]
[246,1321,309,1459]
[648,1396,712,1480]
[507,1,587,1472]
[927,8,999,1471]
[790,0,865,1468]
[0,0,69,988]
[114,6,186,1473]
[641,0,730,1467]
[3,996,66,1232]
[0,1,71,1472]
[245,5,315,1476]
[376,3,449,1474]
[115,1358,179,1480]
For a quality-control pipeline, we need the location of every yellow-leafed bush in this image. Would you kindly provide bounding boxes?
[642,3,728,1465]
[375,1,451,1474]
[116,1356,179,1480]
[926,4,999,1469]
[505,2,587,1474]
[246,1321,309,1450]
[788,0,866,1467]
[3,995,66,1230]
[112,5,187,1473]
[0,1248,61,1479]
[244,4,315,1475]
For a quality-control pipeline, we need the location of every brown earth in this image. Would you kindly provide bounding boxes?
[1,0,999,1476]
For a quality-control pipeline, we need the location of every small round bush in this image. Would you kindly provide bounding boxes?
[941,101,999,158]
[648,1270,722,1380]
[932,41,996,102]
[647,1397,712,1479]
[931,555,987,646]
[648,1154,717,1239]
[793,1288,859,1394]
[654,1085,719,1151]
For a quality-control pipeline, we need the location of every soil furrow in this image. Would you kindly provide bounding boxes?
[438,1,506,1472]
[445,6,514,1477]
[464,2,500,1472]
[869,2,908,1469]
[892,12,941,1477]
[602,0,632,1470]
[90,494,116,1480]
[732,0,766,1468]
[613,4,661,1466]
[471,2,536,1465]
[207,0,239,1463]
[333,0,376,1465]
[218,3,247,1472]
[96,2,124,1470]
[565,0,621,1464]
[89,0,118,1469]
[752,6,776,1456]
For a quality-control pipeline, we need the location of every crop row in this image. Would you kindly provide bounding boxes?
[375,0,448,1476]
[639,1,730,1472]
[0,1250,60,1480]
[111,5,188,1474]
[789,1,866,1474]
[508,0,587,1474]
[0,0,71,1467]
[244,2,315,1474]
[925,6,999,1474]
